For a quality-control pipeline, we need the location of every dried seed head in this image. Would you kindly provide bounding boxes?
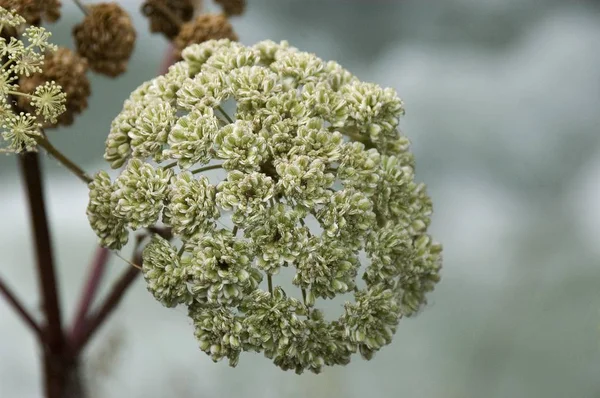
[72,2,136,77]
[18,47,90,127]
[173,14,237,59]
[141,0,195,39]
[214,0,245,16]
[0,0,61,25]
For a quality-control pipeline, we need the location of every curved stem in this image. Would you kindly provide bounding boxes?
[36,136,92,184]
[190,163,223,174]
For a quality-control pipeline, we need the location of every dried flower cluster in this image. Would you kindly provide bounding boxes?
[142,0,195,39]
[214,0,245,16]
[173,13,237,59]
[87,39,442,373]
[0,0,61,26]
[73,2,136,77]
[0,7,66,152]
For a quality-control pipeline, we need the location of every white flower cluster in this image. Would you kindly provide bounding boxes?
[0,7,66,153]
[88,39,442,373]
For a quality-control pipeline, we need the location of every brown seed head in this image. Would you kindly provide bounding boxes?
[0,0,61,25]
[173,13,237,59]
[214,0,245,16]
[18,47,91,127]
[72,2,136,77]
[141,0,195,39]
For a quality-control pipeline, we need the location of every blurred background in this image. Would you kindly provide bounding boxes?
[1,0,600,396]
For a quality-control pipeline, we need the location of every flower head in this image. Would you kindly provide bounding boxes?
[89,39,442,374]
[0,7,67,152]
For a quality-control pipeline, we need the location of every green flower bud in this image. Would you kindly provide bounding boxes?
[142,235,191,307]
[112,159,172,229]
[164,172,220,238]
[86,171,129,249]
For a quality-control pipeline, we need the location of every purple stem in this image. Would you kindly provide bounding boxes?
[0,275,45,341]
[70,247,110,342]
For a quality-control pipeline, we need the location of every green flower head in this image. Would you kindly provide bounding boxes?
[0,9,66,153]
[88,39,442,373]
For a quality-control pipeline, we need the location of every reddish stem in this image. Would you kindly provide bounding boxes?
[19,152,66,398]
[0,275,45,341]
[70,247,110,342]
[70,265,141,356]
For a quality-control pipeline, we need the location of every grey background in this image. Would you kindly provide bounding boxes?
[1,0,600,397]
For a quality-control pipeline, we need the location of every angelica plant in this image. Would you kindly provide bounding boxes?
[88,39,443,374]
[0,1,441,396]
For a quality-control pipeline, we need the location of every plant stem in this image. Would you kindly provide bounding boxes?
[36,136,92,184]
[163,161,178,170]
[19,152,67,398]
[216,105,234,124]
[0,275,45,341]
[70,238,145,356]
[190,163,223,174]
[142,0,183,29]
[72,0,89,15]
[71,266,140,356]
[267,275,273,294]
[70,247,110,342]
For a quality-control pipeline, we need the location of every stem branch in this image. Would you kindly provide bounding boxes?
[190,163,223,174]
[36,136,92,184]
[70,238,145,356]
[0,275,45,341]
[216,106,234,124]
[72,0,89,15]
[70,247,110,342]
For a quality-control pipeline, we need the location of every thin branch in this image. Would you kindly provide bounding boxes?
[69,237,145,356]
[142,0,183,30]
[36,136,93,184]
[163,161,178,170]
[70,247,110,342]
[19,151,66,368]
[72,0,89,15]
[216,106,234,124]
[70,266,140,356]
[0,275,45,341]
[190,163,223,174]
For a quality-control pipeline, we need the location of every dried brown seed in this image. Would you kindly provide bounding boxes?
[72,2,136,77]
[214,0,245,16]
[173,13,237,59]
[141,0,195,39]
[18,47,91,127]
